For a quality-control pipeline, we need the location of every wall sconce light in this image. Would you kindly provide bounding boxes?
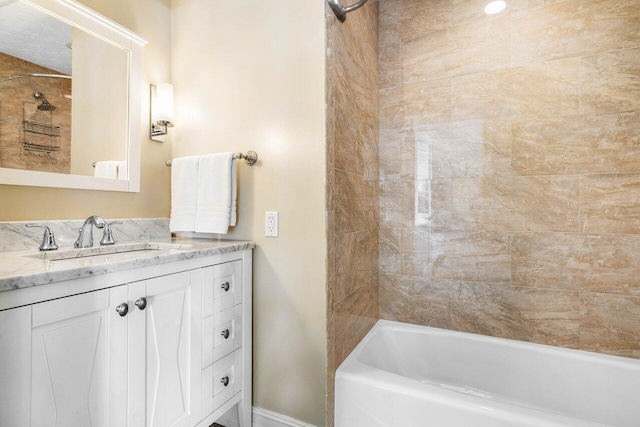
[150,82,174,142]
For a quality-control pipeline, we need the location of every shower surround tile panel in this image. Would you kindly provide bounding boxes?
[511,232,640,295]
[327,1,379,425]
[580,292,640,359]
[402,13,511,84]
[579,48,640,115]
[379,0,640,359]
[451,282,581,348]
[0,218,170,252]
[512,111,640,176]
[579,174,640,234]
[511,0,640,66]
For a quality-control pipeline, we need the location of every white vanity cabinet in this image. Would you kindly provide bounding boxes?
[0,248,252,427]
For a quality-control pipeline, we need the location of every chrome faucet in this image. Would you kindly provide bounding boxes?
[75,216,106,248]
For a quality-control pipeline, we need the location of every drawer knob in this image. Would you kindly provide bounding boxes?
[221,329,230,339]
[115,303,128,317]
[221,282,230,292]
[221,376,229,387]
[135,297,147,310]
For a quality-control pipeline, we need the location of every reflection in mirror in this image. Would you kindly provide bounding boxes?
[0,0,129,180]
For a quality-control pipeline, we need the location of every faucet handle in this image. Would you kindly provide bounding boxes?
[100,221,123,246]
[25,224,59,251]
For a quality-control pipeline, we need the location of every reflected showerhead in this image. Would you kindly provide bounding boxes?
[34,92,56,111]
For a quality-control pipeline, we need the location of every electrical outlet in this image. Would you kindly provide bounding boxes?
[265,212,279,237]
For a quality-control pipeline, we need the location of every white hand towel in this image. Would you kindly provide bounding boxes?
[230,157,237,226]
[116,161,128,180]
[195,153,234,234]
[94,161,119,179]
[170,156,199,232]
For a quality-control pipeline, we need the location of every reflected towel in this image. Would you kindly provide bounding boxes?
[94,161,119,179]
[195,153,235,234]
[116,161,128,180]
[170,156,199,232]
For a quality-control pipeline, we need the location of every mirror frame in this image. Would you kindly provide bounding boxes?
[0,0,148,192]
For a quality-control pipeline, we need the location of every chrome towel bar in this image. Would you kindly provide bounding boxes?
[165,151,258,167]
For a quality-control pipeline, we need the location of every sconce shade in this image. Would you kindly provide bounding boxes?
[153,82,174,124]
[151,82,174,141]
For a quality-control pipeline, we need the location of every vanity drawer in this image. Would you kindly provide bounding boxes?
[202,260,243,318]
[201,348,242,415]
[202,304,243,367]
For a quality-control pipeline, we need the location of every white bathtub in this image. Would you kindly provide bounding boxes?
[335,320,640,427]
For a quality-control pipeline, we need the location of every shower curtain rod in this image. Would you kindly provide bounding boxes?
[328,0,368,22]
[0,73,71,84]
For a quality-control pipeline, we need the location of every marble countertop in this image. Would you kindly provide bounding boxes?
[0,238,254,292]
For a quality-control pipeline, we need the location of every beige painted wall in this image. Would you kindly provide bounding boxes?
[0,0,172,221]
[171,0,327,425]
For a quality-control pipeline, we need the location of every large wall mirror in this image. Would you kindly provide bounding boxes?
[0,0,147,192]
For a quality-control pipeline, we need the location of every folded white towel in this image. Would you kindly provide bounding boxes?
[116,161,128,180]
[230,157,237,226]
[170,156,199,232]
[195,153,235,234]
[94,161,119,179]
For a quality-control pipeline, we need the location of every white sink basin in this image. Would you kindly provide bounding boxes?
[24,242,193,262]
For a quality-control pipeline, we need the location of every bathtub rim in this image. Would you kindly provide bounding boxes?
[335,319,640,426]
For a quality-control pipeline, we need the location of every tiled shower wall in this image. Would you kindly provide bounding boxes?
[379,0,640,357]
[326,1,379,425]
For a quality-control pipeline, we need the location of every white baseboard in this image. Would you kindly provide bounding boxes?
[216,406,316,427]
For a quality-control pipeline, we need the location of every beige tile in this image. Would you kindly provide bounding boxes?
[433,231,511,284]
[580,293,640,358]
[380,227,402,275]
[415,120,511,179]
[414,179,452,230]
[451,72,514,121]
[580,174,640,234]
[379,132,414,181]
[380,85,404,132]
[507,58,580,119]
[335,229,379,302]
[380,180,414,227]
[512,233,640,295]
[452,174,580,232]
[401,227,432,277]
[334,169,379,234]
[334,102,379,181]
[398,0,483,40]
[379,6,402,89]
[379,274,452,328]
[380,79,451,132]
[512,0,640,66]
[402,79,452,128]
[452,282,580,348]
[580,48,640,115]
[513,111,640,176]
[333,276,379,365]
[402,13,510,84]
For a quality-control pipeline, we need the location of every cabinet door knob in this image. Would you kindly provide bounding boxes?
[135,297,147,310]
[221,376,229,387]
[116,303,128,317]
[221,282,230,292]
[221,329,230,339]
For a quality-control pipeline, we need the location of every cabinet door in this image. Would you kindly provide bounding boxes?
[0,305,31,427]
[30,286,128,427]
[144,271,193,427]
